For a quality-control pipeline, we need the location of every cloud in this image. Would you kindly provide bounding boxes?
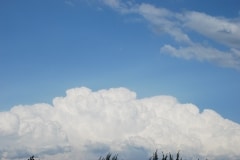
[99,1,240,70]
[182,11,240,49]
[136,3,192,44]
[65,0,75,7]
[1,87,240,160]
[100,0,135,13]
[0,104,70,159]
[160,44,240,69]
[101,0,121,8]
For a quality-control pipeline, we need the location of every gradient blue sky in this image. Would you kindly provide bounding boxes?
[1,0,240,123]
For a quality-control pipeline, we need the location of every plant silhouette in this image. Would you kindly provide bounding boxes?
[27,150,208,160]
[28,156,35,160]
[98,153,118,160]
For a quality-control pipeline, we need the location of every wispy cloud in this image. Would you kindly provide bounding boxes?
[161,44,240,69]
[101,0,122,8]
[100,0,135,13]
[64,0,75,7]
[137,3,192,44]
[100,0,240,70]
[1,87,240,159]
[182,11,240,49]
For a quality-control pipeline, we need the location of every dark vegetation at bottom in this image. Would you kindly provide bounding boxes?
[28,150,206,160]
[99,151,182,160]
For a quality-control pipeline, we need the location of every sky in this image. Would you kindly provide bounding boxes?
[0,0,240,159]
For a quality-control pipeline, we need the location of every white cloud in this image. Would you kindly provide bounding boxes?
[0,104,70,159]
[99,1,240,70]
[134,4,240,69]
[182,11,240,49]
[136,3,191,44]
[160,44,240,69]
[1,87,240,160]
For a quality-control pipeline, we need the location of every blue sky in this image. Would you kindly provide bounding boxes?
[1,0,240,124]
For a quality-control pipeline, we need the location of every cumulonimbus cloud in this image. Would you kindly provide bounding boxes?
[1,87,240,160]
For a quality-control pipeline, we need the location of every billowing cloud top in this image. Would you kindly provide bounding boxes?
[1,87,240,160]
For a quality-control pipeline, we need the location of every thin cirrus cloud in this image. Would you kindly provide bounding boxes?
[100,0,240,70]
[0,87,240,160]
